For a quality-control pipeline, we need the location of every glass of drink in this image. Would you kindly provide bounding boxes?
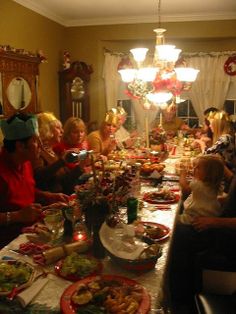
[43,208,64,241]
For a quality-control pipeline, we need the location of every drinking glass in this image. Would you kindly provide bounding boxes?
[43,208,64,241]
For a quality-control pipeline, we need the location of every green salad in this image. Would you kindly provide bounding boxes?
[61,253,98,278]
[0,261,33,293]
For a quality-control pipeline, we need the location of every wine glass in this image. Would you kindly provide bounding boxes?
[43,208,64,241]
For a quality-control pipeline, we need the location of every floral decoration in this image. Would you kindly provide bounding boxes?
[125,72,184,101]
[126,79,153,100]
[75,170,132,214]
[149,126,167,145]
[224,55,236,76]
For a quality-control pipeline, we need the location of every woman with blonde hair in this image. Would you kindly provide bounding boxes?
[32,112,83,194]
[87,110,118,159]
[205,110,235,168]
[54,117,90,170]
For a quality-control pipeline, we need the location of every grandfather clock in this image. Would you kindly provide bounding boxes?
[59,61,93,123]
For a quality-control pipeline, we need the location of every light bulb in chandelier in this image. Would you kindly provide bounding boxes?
[118,1,199,106]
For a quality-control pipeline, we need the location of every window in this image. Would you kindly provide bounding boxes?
[224,100,236,115]
[176,100,199,128]
[117,99,136,131]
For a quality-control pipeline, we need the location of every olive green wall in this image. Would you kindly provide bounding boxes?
[1,0,236,127]
[0,0,65,118]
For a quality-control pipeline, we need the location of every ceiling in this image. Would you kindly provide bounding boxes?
[13,0,236,27]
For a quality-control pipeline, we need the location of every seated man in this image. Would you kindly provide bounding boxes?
[153,103,189,138]
[0,113,69,248]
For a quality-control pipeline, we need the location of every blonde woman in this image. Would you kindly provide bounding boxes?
[87,110,118,159]
[32,112,83,194]
[54,117,90,171]
[179,155,224,225]
[205,110,235,168]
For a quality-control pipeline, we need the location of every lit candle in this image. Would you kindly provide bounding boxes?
[160,112,163,126]
[145,115,149,148]
[73,232,87,242]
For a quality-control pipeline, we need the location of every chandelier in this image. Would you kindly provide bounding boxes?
[118,0,199,107]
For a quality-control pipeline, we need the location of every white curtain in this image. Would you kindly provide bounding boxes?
[102,52,123,110]
[185,53,232,123]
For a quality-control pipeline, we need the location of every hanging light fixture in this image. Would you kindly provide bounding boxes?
[118,0,199,106]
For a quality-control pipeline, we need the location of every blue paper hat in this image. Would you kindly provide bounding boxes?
[0,114,38,140]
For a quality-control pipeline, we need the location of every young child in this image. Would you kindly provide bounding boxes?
[179,154,224,225]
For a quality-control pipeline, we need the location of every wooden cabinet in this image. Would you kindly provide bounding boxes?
[59,61,93,123]
[0,50,41,117]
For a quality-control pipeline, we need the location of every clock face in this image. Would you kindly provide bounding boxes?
[71,77,85,100]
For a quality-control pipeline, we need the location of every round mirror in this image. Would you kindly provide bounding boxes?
[7,77,32,110]
[71,77,85,100]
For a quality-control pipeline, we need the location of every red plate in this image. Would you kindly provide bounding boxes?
[143,191,179,204]
[60,274,150,314]
[55,255,103,282]
[141,221,170,242]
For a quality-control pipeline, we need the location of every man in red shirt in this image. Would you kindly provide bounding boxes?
[0,113,69,247]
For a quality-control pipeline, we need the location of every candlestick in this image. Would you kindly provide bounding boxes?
[145,115,149,148]
[159,112,163,126]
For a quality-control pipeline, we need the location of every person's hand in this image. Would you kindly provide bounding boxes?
[125,138,135,148]
[44,192,70,203]
[130,130,139,138]
[17,203,42,224]
[100,155,108,162]
[192,216,217,232]
[179,170,187,186]
[192,139,206,153]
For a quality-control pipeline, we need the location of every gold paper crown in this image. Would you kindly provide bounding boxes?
[117,105,127,116]
[104,110,119,126]
[208,110,229,121]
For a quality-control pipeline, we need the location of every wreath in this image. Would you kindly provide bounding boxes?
[224,56,236,76]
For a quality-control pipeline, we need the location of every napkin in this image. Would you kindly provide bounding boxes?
[16,276,49,307]
[100,222,148,260]
[149,170,162,179]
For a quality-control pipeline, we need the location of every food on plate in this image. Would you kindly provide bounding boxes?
[145,225,168,239]
[139,243,161,259]
[71,276,143,314]
[0,261,33,294]
[145,189,175,201]
[58,252,100,279]
[134,221,170,241]
[141,163,165,175]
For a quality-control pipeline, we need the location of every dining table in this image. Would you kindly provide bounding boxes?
[0,156,182,314]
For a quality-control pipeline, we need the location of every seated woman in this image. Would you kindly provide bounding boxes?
[53,116,90,171]
[205,111,235,170]
[32,112,83,195]
[87,110,118,160]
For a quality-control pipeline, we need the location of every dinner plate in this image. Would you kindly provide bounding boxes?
[141,221,170,242]
[143,191,179,204]
[60,274,150,314]
[55,254,103,282]
[0,260,35,296]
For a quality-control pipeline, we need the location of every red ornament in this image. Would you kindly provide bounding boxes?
[117,57,133,70]
[224,56,236,76]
